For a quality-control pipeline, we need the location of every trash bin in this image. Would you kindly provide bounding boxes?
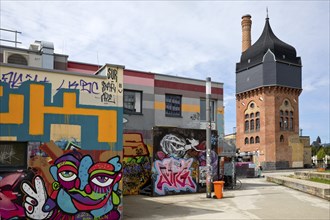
[213,181,225,199]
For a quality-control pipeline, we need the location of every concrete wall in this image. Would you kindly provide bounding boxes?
[0,64,124,219]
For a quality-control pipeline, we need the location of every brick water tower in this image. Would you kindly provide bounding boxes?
[235,14,302,170]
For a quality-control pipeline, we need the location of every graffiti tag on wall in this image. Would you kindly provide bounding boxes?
[153,127,218,195]
[154,157,196,195]
[123,133,151,195]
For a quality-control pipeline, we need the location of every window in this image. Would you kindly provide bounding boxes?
[250,119,254,131]
[200,99,216,121]
[280,117,284,130]
[0,141,27,171]
[279,99,294,131]
[285,117,289,130]
[245,120,249,132]
[166,94,181,117]
[244,102,260,133]
[8,54,28,65]
[124,90,142,114]
[245,137,249,144]
[280,135,284,142]
[256,118,260,131]
[289,111,294,130]
[250,137,254,144]
[255,136,260,143]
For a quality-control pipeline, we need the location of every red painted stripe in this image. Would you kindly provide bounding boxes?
[68,61,101,71]
[124,69,154,79]
[155,80,223,95]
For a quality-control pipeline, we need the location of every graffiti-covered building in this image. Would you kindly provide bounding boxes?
[62,63,224,196]
[122,69,224,196]
[0,41,124,219]
[0,40,224,218]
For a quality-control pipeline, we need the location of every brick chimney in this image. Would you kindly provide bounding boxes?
[241,14,252,52]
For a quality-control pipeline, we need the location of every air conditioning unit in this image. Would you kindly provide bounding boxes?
[3,50,29,66]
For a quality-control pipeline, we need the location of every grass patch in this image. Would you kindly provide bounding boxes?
[309,177,330,185]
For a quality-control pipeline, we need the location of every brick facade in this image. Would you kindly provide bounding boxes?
[236,86,301,169]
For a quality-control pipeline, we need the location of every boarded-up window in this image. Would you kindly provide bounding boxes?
[0,141,27,170]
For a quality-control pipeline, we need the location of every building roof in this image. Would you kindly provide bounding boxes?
[236,17,301,72]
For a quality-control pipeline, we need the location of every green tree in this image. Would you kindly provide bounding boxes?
[317,147,326,160]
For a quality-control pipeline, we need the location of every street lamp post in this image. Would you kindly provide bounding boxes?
[206,77,212,198]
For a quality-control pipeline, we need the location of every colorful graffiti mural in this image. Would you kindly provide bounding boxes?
[0,66,123,219]
[22,143,122,219]
[123,133,151,195]
[154,157,196,195]
[152,127,218,196]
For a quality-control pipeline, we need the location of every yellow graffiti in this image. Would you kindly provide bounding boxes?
[123,133,149,157]
[0,85,24,124]
[29,84,117,142]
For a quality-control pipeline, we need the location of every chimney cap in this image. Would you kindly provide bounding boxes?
[242,14,251,19]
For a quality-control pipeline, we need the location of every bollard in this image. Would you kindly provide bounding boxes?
[213,181,225,199]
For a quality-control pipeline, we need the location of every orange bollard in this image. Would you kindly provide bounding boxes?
[213,181,225,199]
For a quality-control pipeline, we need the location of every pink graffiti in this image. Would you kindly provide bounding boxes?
[154,157,197,195]
[0,173,25,219]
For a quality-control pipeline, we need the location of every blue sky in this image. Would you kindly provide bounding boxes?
[1,1,329,144]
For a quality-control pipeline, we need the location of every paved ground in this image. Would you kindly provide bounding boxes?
[123,170,330,219]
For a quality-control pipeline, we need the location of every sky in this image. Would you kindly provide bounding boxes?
[0,0,329,144]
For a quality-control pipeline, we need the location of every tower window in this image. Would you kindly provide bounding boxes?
[280,135,284,142]
[256,118,260,131]
[255,136,260,143]
[245,114,249,119]
[250,137,254,144]
[245,120,249,132]
[245,137,249,145]
[250,119,254,131]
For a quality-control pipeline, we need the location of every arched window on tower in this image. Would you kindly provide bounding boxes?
[245,137,249,144]
[289,111,294,130]
[280,135,284,142]
[245,120,249,132]
[255,136,260,143]
[285,117,289,130]
[280,100,294,132]
[250,119,254,131]
[250,137,254,144]
[280,117,284,130]
[256,118,260,131]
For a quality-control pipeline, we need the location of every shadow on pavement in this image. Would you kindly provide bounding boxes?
[123,194,223,219]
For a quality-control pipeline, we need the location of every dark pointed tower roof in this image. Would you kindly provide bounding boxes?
[236,17,301,72]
